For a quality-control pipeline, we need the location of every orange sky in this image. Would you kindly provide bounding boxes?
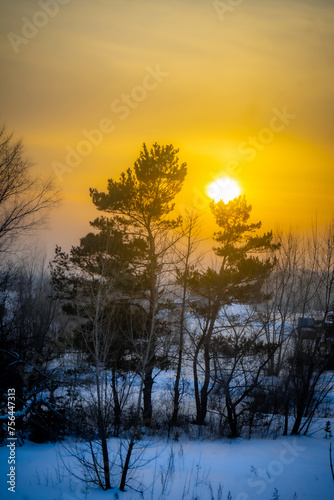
[1,0,334,256]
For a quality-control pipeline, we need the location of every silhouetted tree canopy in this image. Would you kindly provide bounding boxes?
[0,125,58,255]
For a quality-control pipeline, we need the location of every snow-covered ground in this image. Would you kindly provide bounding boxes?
[1,431,333,500]
[1,304,333,499]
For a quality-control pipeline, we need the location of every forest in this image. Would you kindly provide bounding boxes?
[1,129,334,497]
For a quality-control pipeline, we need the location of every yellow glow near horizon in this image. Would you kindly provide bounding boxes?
[0,0,333,256]
[206,178,241,203]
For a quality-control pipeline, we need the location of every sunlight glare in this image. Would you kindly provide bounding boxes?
[206,177,241,203]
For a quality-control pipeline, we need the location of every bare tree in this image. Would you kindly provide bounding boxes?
[169,211,202,428]
[314,221,334,322]
[51,229,156,491]
[287,332,333,436]
[0,253,60,442]
[259,231,303,376]
[260,227,334,435]
[211,306,275,438]
[0,125,58,255]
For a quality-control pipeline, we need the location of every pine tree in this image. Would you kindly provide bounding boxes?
[90,143,187,426]
[190,196,278,425]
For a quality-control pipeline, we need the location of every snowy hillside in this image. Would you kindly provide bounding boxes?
[1,430,334,500]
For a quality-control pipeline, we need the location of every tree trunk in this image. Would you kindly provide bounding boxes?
[142,230,157,428]
[193,308,218,425]
[170,372,181,427]
[95,367,111,490]
[291,410,303,435]
[226,393,240,438]
[119,435,135,491]
[291,420,301,435]
[291,392,306,435]
[111,366,121,436]
[96,413,111,489]
[283,402,289,436]
[143,367,154,426]
[171,290,186,427]
[196,341,211,426]
[171,213,199,428]
[193,334,204,423]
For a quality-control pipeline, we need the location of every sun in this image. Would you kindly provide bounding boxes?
[206,177,241,203]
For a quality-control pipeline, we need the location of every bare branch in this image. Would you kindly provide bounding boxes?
[0,125,60,254]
